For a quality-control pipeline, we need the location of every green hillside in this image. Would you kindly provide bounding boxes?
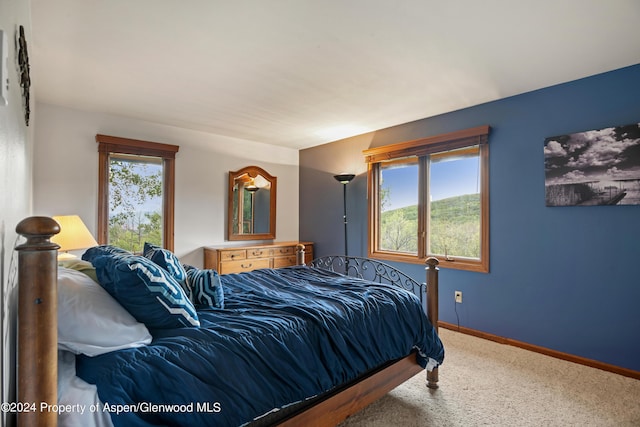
[431,193,480,224]
[380,194,480,257]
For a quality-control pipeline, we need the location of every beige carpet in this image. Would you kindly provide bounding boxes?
[339,328,640,427]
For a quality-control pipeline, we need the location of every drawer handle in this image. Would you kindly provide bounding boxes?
[252,250,263,256]
[241,263,252,269]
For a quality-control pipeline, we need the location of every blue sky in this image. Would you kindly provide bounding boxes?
[382,156,480,210]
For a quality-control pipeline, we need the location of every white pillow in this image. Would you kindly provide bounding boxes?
[58,267,152,356]
[58,350,115,427]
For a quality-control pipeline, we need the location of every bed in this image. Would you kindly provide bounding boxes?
[14,216,444,427]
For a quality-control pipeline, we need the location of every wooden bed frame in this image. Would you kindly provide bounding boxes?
[14,216,440,427]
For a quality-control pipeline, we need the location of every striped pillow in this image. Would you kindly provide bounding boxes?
[184,265,224,309]
[142,242,190,299]
[92,254,200,329]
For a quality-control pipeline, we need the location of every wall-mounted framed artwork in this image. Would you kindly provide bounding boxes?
[544,122,640,206]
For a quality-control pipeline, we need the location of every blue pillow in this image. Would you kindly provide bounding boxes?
[82,245,131,262]
[142,242,190,297]
[184,265,224,309]
[91,254,200,329]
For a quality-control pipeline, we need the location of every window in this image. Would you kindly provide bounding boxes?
[96,134,179,252]
[378,158,419,254]
[364,126,490,272]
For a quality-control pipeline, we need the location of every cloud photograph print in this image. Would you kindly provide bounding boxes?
[544,122,640,206]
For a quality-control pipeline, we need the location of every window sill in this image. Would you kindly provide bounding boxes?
[369,251,489,273]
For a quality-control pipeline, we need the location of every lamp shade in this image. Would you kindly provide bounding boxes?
[334,173,355,184]
[51,215,98,254]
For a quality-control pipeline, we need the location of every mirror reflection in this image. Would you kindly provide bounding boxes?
[228,166,276,240]
[233,175,270,234]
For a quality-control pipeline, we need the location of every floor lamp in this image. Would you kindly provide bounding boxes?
[334,173,355,257]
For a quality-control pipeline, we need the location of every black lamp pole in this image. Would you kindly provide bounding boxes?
[334,174,355,256]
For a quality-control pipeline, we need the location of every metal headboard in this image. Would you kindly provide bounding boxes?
[310,255,427,310]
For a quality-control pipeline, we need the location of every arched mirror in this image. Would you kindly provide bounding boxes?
[228,166,277,240]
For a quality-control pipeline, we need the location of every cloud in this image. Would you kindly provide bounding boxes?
[543,140,566,157]
[606,166,623,177]
[605,165,640,180]
[565,129,639,169]
[562,170,586,182]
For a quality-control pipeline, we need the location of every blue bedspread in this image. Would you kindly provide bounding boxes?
[76,266,444,427]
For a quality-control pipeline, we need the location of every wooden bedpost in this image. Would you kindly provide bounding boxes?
[296,244,305,266]
[15,216,60,427]
[425,257,439,389]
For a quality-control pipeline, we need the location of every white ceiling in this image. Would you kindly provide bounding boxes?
[30,0,640,150]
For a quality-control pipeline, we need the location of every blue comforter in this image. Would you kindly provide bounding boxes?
[76,266,444,427]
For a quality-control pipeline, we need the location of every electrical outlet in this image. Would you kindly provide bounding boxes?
[454,291,462,303]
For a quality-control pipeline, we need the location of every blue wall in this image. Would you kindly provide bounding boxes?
[299,64,640,372]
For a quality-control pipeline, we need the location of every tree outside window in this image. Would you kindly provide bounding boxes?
[96,134,179,253]
[108,155,163,252]
[379,159,419,254]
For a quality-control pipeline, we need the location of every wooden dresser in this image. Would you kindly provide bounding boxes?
[204,242,314,274]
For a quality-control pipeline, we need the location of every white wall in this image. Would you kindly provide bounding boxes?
[0,0,34,424]
[33,102,300,267]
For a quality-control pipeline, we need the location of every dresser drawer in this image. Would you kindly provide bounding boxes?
[271,246,294,257]
[220,250,246,261]
[247,248,269,259]
[219,258,270,274]
[273,255,297,268]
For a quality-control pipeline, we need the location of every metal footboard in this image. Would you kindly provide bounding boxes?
[310,255,427,311]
